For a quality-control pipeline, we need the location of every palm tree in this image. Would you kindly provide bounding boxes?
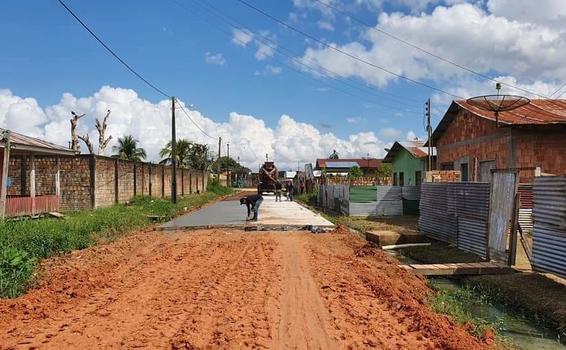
[112,135,147,161]
[160,139,191,167]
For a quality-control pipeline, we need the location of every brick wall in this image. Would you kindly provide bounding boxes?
[5,154,209,212]
[436,109,566,182]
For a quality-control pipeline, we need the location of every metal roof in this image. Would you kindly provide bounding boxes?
[1,129,75,155]
[383,141,435,162]
[315,158,382,169]
[429,99,566,146]
[325,161,359,168]
[455,99,566,125]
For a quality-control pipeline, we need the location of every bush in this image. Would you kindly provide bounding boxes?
[0,248,36,298]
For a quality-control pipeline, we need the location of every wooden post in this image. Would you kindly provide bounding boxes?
[55,156,61,197]
[0,131,11,219]
[508,192,520,266]
[114,158,119,204]
[171,96,177,203]
[30,153,36,215]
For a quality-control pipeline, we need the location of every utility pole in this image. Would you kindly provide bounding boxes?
[425,98,432,172]
[171,97,177,203]
[217,136,222,182]
[226,143,230,187]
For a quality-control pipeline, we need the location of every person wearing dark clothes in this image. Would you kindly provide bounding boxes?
[286,181,294,201]
[240,194,263,221]
[275,182,283,202]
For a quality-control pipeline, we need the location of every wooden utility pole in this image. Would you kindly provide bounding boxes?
[217,137,222,182]
[227,143,230,187]
[171,97,177,203]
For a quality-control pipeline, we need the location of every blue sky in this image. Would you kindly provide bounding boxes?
[1,0,565,168]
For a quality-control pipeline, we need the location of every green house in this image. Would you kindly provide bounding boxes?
[383,141,434,186]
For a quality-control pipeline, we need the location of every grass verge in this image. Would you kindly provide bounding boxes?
[0,182,233,298]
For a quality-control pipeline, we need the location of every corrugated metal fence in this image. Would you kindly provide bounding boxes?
[419,182,490,258]
[532,176,566,277]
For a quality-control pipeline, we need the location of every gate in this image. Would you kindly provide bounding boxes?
[488,172,517,262]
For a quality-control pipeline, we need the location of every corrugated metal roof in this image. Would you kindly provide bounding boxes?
[383,141,435,162]
[1,129,75,155]
[455,99,566,125]
[315,158,382,169]
[325,161,359,168]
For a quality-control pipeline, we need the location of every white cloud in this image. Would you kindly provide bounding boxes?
[0,86,388,170]
[378,127,402,139]
[231,28,253,46]
[298,3,566,89]
[317,20,334,31]
[406,130,418,141]
[204,52,225,66]
[487,0,566,27]
[346,116,364,124]
[265,65,282,75]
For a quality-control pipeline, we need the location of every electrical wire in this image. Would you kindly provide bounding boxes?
[312,0,553,100]
[234,0,463,99]
[190,0,422,109]
[176,101,217,140]
[56,0,170,98]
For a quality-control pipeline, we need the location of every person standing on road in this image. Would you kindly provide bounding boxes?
[286,181,294,201]
[240,194,264,221]
[275,182,282,202]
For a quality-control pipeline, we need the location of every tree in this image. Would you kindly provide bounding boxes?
[160,140,209,169]
[329,149,339,159]
[112,135,146,161]
[78,133,95,154]
[70,111,86,153]
[96,109,112,155]
[375,163,393,178]
[212,156,250,173]
[347,166,363,179]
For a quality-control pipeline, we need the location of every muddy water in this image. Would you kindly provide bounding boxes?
[432,279,565,350]
[385,250,565,349]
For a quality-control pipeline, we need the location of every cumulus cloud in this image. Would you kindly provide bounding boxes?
[298,3,566,89]
[232,28,277,61]
[0,86,388,170]
[204,52,226,66]
[378,127,402,139]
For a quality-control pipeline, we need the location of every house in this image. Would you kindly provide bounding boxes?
[314,158,382,176]
[429,99,566,182]
[383,140,436,186]
[0,129,75,218]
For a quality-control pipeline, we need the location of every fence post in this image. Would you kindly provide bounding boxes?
[114,158,119,204]
[148,163,152,197]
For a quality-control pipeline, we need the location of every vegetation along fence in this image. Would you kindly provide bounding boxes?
[532,176,566,278]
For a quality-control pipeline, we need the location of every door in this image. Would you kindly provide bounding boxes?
[415,171,422,186]
[488,171,517,262]
[399,172,404,186]
[460,163,469,182]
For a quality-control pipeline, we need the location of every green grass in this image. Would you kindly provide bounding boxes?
[429,280,502,339]
[0,184,233,298]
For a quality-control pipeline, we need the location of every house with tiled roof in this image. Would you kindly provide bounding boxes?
[428,99,566,182]
[383,140,436,186]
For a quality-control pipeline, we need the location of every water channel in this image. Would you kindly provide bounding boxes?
[386,250,565,349]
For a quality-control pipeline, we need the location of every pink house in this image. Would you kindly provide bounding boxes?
[0,129,75,218]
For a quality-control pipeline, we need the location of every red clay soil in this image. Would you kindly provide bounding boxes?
[0,226,489,349]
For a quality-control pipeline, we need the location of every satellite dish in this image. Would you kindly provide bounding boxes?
[466,83,530,127]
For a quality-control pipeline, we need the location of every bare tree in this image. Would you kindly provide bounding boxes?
[96,109,112,155]
[70,111,86,153]
[78,134,95,154]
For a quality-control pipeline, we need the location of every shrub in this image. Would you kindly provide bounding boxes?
[0,248,36,298]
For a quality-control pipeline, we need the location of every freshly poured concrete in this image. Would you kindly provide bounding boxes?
[160,194,334,230]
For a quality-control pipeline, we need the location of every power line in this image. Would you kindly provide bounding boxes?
[193,0,422,108]
[312,0,553,100]
[175,0,421,113]
[56,0,170,98]
[234,0,463,99]
[176,101,217,140]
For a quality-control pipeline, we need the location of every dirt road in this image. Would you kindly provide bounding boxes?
[0,227,489,349]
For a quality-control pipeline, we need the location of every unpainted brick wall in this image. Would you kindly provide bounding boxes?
[95,157,116,208]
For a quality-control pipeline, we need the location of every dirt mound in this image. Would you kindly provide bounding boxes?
[354,241,379,257]
[329,224,351,235]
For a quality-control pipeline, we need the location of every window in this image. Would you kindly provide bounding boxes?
[415,171,422,186]
[393,172,397,186]
[399,172,405,186]
[460,163,469,182]
[441,162,454,170]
